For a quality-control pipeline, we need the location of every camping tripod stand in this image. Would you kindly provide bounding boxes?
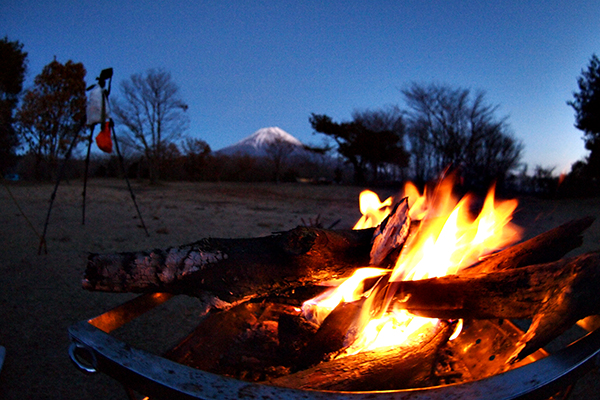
[38,69,149,255]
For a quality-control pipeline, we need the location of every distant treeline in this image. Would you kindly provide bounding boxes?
[11,150,347,184]
[11,149,596,199]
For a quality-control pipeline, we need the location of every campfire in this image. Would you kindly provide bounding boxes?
[301,177,521,359]
[71,177,600,396]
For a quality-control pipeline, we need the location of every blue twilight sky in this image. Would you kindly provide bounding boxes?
[2,1,599,174]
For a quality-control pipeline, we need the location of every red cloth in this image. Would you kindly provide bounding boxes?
[96,121,113,153]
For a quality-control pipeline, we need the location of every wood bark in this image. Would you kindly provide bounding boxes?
[83,226,374,302]
[392,251,600,362]
[268,320,455,391]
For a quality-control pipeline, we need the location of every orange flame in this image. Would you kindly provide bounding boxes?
[303,177,522,355]
[392,182,520,282]
[352,191,393,230]
[403,182,428,220]
[301,267,388,325]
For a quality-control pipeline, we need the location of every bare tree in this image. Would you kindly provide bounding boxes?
[265,136,297,183]
[112,68,189,182]
[402,82,523,190]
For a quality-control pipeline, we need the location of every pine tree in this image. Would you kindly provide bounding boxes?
[568,54,600,178]
[0,37,28,174]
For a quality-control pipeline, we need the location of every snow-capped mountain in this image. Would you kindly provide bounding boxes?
[216,127,304,157]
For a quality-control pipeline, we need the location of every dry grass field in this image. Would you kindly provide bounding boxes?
[1,179,599,399]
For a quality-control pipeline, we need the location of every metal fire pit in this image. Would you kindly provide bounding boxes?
[68,292,600,400]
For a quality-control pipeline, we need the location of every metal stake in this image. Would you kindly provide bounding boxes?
[111,124,149,237]
[81,125,95,225]
[38,128,81,254]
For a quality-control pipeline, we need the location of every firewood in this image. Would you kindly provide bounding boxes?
[295,273,392,369]
[392,251,600,362]
[164,301,266,372]
[296,298,367,369]
[164,300,302,381]
[462,216,594,275]
[267,320,455,391]
[370,197,411,266]
[83,226,374,302]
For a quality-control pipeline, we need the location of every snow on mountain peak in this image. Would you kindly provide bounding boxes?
[234,127,303,149]
[216,127,306,157]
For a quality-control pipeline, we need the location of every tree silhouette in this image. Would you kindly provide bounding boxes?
[16,59,86,179]
[0,37,27,175]
[112,68,189,183]
[182,137,211,180]
[310,107,408,184]
[402,82,523,190]
[351,107,409,182]
[568,54,600,178]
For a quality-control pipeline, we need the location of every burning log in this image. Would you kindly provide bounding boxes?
[462,216,595,275]
[83,226,375,302]
[393,251,600,362]
[268,320,455,391]
[163,295,454,390]
[295,298,368,369]
[370,197,411,266]
[294,272,393,368]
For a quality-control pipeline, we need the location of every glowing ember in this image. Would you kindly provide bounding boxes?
[302,177,522,356]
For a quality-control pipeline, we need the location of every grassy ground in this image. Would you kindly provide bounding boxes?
[0,179,599,399]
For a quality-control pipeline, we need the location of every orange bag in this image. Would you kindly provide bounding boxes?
[96,121,113,153]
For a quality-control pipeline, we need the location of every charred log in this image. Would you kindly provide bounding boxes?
[164,300,303,381]
[164,301,268,373]
[295,298,367,369]
[267,320,455,391]
[393,251,600,361]
[83,227,374,302]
